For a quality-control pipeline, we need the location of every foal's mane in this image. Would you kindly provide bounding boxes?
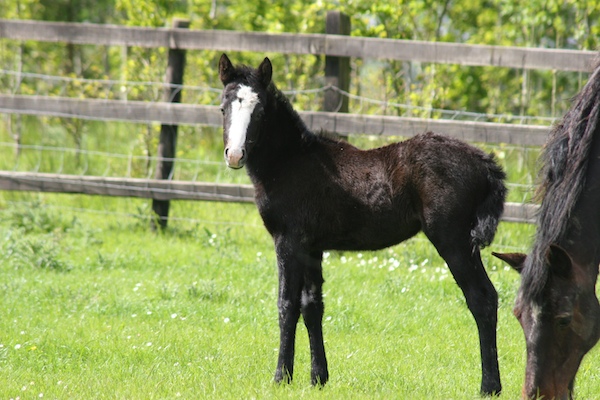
[267,78,341,147]
[523,57,600,299]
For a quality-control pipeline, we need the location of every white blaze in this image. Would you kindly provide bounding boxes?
[227,85,259,151]
[527,303,543,343]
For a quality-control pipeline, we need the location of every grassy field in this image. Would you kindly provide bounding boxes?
[0,118,599,398]
[0,192,599,400]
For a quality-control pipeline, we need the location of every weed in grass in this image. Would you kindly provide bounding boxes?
[1,200,78,234]
[1,232,71,272]
[203,227,233,248]
[158,283,180,301]
[83,251,141,272]
[187,280,228,302]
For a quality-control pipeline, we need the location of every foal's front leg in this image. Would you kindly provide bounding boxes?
[274,244,328,386]
[274,243,303,384]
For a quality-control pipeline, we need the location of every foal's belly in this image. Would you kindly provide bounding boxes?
[257,173,421,252]
[316,211,422,251]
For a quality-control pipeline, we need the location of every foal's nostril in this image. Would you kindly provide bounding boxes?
[224,147,246,168]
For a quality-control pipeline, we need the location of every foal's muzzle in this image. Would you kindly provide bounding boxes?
[225,147,246,169]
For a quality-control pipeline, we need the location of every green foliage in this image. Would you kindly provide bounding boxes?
[3,0,597,125]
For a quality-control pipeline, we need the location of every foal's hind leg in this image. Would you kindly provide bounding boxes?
[428,234,501,395]
[300,253,328,386]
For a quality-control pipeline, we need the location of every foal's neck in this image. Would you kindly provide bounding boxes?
[248,85,315,175]
[268,86,311,143]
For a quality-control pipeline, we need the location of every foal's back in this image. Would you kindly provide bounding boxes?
[327,132,498,213]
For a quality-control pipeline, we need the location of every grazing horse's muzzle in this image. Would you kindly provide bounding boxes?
[225,147,246,169]
[524,384,572,400]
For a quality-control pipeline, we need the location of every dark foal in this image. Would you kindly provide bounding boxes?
[218,53,506,395]
[494,60,600,400]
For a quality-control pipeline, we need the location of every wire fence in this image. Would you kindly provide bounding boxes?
[0,69,558,125]
[0,199,529,252]
[0,138,538,201]
[0,68,543,222]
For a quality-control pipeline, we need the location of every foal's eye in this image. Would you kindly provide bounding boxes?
[556,314,572,328]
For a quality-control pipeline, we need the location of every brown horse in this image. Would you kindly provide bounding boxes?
[493,60,600,399]
[218,53,507,395]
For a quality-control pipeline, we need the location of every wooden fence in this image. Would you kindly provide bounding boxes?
[0,19,595,71]
[0,171,538,223]
[0,95,550,145]
[1,18,596,223]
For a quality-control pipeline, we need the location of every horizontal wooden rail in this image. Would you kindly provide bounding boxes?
[502,202,537,224]
[0,171,537,223]
[0,19,595,72]
[0,94,221,125]
[0,94,551,145]
[0,171,255,202]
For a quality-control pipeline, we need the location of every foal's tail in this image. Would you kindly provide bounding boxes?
[471,156,507,249]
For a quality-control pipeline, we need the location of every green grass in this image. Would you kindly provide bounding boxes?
[0,193,598,399]
[0,118,598,398]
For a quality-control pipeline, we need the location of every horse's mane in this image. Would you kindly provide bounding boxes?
[523,56,600,300]
[267,79,342,147]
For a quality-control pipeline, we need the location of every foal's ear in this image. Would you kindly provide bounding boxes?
[219,53,235,85]
[257,57,272,87]
[547,244,573,279]
[492,252,526,273]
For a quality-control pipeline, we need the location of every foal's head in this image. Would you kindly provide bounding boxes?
[218,53,272,169]
[494,248,600,399]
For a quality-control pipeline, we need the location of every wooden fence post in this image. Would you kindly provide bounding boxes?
[324,11,351,118]
[152,18,190,230]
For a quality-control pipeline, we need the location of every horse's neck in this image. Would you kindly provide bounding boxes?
[247,89,311,176]
[563,133,600,269]
[269,89,309,146]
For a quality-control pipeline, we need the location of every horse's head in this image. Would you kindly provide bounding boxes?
[218,53,272,169]
[493,247,600,399]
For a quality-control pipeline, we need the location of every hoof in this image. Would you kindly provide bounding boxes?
[480,385,502,397]
[274,369,293,385]
[311,371,329,387]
